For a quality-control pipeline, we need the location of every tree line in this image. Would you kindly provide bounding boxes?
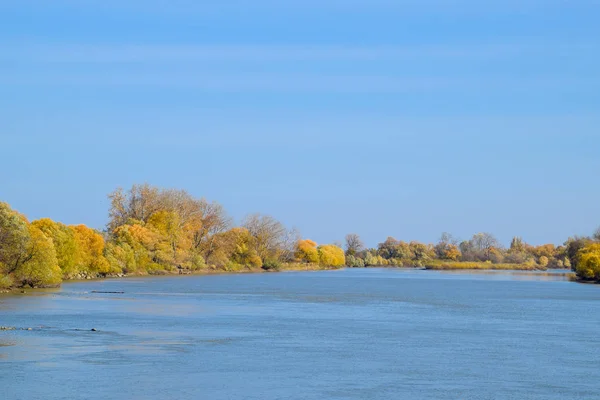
[343,231,600,280]
[1,183,599,289]
[0,184,345,289]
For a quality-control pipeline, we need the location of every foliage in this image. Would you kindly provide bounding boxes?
[510,237,525,253]
[565,236,592,271]
[575,244,600,281]
[262,258,282,271]
[226,227,263,268]
[346,255,365,268]
[295,239,319,264]
[1,184,598,288]
[0,274,13,289]
[0,202,31,275]
[317,244,345,268]
[13,225,62,288]
[425,260,542,271]
[33,218,79,278]
[71,225,111,276]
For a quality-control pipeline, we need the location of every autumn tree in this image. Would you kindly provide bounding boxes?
[226,227,262,268]
[461,233,502,262]
[470,233,500,255]
[71,225,111,276]
[108,184,164,231]
[33,218,79,278]
[317,244,346,267]
[13,225,62,288]
[0,202,31,277]
[435,232,461,260]
[575,244,600,281]
[107,222,160,273]
[409,241,434,265]
[564,236,592,271]
[377,237,413,264]
[296,239,319,264]
[188,200,231,261]
[147,210,188,268]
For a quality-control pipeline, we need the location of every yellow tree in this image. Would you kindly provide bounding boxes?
[13,225,62,288]
[71,225,111,276]
[227,227,262,268]
[444,244,462,261]
[109,223,161,273]
[295,239,319,264]
[317,244,346,268]
[576,244,600,281]
[0,202,31,278]
[148,210,191,269]
[33,218,79,278]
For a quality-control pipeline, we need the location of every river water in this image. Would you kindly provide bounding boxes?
[1,268,599,399]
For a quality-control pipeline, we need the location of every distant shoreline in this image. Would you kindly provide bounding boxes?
[1,264,582,296]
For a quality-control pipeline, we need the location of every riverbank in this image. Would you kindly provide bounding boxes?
[0,262,341,294]
[424,260,546,271]
[2,262,584,296]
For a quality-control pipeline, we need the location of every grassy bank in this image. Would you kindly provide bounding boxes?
[0,263,341,294]
[424,260,545,271]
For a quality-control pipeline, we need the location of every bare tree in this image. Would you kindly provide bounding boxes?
[107,184,188,231]
[439,232,458,246]
[470,233,500,252]
[280,227,302,262]
[594,226,600,241]
[469,232,501,260]
[435,232,459,259]
[190,200,232,259]
[345,233,364,256]
[243,213,289,261]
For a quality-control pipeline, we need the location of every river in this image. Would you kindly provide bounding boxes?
[1,268,599,399]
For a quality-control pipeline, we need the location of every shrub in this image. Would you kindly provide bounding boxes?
[0,274,13,289]
[262,258,282,271]
[346,255,365,268]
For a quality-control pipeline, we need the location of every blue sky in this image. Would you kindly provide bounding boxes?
[1,0,599,247]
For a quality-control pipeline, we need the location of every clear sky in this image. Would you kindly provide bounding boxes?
[1,0,599,248]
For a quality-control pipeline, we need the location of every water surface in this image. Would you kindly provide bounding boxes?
[1,268,599,399]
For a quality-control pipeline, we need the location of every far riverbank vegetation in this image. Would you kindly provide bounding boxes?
[1,184,599,289]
